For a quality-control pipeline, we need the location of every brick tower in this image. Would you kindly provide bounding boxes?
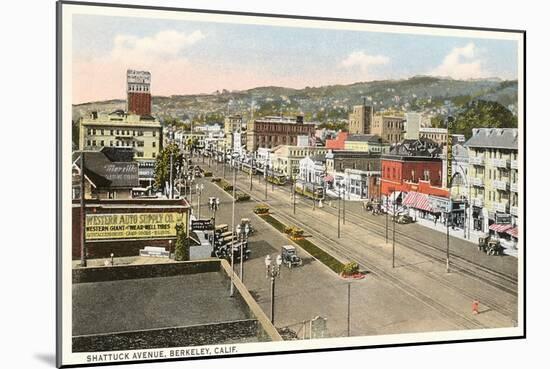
[126,70,152,116]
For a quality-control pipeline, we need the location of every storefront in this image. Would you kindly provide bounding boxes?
[403,192,437,219]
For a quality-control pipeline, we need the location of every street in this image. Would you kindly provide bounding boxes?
[188,157,518,338]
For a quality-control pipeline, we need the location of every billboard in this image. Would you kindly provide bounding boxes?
[85,212,185,240]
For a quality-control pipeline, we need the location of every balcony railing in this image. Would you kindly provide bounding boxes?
[492,158,510,169]
[511,160,518,170]
[510,206,518,216]
[469,156,485,166]
[469,177,484,187]
[493,202,508,213]
[511,183,518,192]
[493,180,509,191]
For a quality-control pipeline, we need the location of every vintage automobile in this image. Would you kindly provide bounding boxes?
[391,214,414,224]
[478,235,504,256]
[281,245,303,268]
[214,224,229,236]
[239,218,256,235]
[213,240,250,261]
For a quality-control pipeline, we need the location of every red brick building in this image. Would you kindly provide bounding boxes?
[127,69,152,116]
[380,138,449,197]
[246,115,316,151]
[72,198,190,260]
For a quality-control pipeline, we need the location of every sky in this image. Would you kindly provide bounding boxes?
[72,14,519,104]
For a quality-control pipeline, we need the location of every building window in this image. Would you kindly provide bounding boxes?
[87,140,91,146]
[152,142,156,147]
[100,140,104,146]
[110,130,114,135]
[153,131,156,137]
[110,141,113,147]
[152,152,156,158]
[87,128,92,135]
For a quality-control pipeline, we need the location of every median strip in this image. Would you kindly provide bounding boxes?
[212,177,251,202]
[258,212,344,274]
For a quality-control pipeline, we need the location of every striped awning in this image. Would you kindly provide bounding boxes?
[403,191,434,212]
[324,175,334,182]
[489,223,513,233]
[506,227,518,238]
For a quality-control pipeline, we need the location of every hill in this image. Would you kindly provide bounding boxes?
[72,76,518,126]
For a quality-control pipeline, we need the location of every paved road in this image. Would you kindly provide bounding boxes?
[185,158,517,338]
[193,159,518,330]
[191,174,462,337]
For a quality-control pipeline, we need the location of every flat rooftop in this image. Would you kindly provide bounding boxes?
[73,272,250,336]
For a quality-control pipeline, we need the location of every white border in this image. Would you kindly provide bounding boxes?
[59,2,525,366]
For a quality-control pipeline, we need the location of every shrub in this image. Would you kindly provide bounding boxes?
[341,262,360,276]
[253,205,270,215]
[235,192,251,202]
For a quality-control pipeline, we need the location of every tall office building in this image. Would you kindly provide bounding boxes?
[348,100,374,135]
[127,70,152,116]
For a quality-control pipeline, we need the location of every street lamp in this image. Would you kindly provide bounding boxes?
[196,183,204,219]
[265,254,283,324]
[208,197,220,257]
[236,222,250,282]
[168,240,172,259]
[110,252,114,266]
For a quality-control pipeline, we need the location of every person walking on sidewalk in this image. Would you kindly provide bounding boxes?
[472,300,480,315]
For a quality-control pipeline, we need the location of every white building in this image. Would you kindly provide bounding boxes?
[298,155,327,185]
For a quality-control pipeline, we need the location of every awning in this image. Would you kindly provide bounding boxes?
[505,227,518,238]
[489,223,513,233]
[403,191,434,212]
[324,175,334,182]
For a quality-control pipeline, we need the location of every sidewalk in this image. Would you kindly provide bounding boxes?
[413,215,518,258]
[325,188,365,202]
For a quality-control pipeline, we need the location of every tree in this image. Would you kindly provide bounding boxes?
[453,100,517,139]
[154,143,184,191]
[174,223,189,261]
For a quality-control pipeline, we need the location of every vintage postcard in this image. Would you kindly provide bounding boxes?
[57,1,525,367]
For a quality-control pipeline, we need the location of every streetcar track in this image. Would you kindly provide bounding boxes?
[201,163,517,326]
[270,196,516,320]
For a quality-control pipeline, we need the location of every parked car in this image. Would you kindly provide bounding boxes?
[281,245,303,269]
[392,214,414,224]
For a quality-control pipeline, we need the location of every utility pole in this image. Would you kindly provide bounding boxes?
[80,152,87,267]
[347,282,351,337]
[392,191,396,268]
[230,164,236,297]
[385,195,388,243]
[249,157,253,191]
[343,185,346,224]
[293,177,297,215]
[338,187,341,238]
[446,210,451,273]
[169,153,173,199]
[265,165,268,201]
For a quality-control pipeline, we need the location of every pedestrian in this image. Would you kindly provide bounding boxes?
[472,300,479,314]
[434,215,437,226]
